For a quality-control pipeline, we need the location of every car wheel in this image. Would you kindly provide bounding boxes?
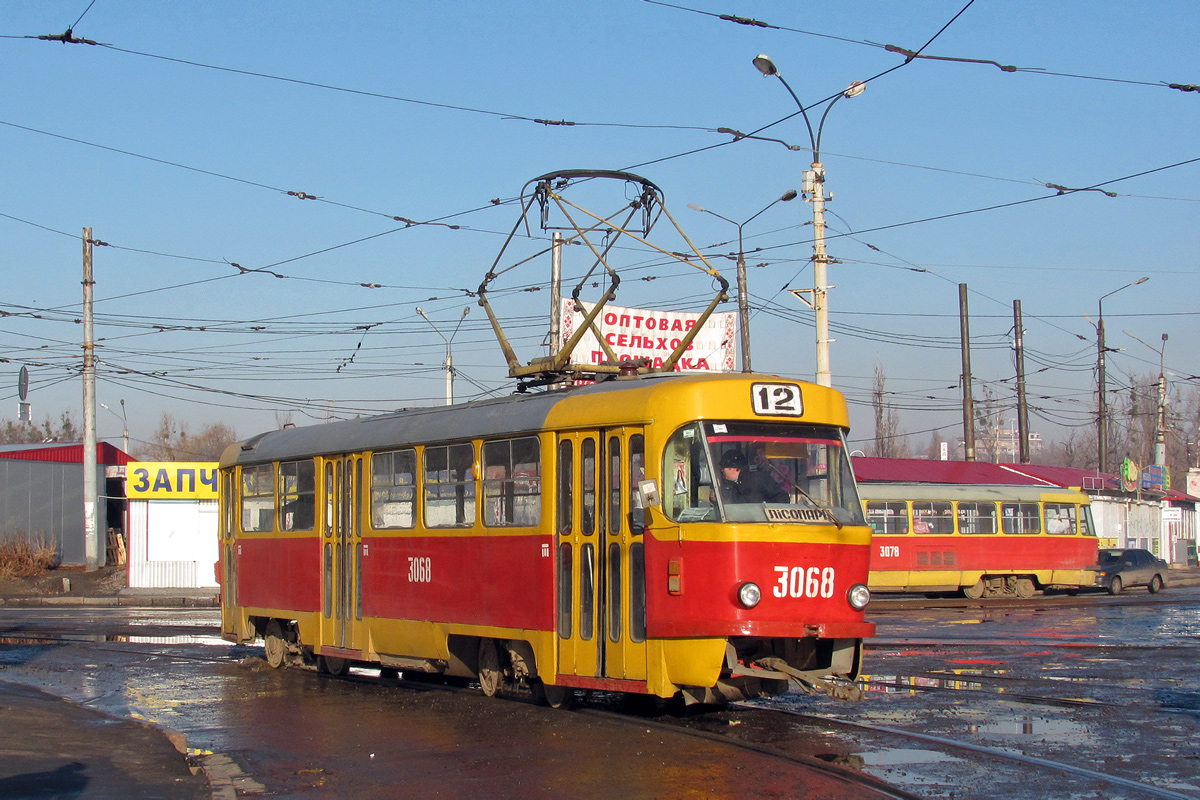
[1148,574,1163,594]
[1108,576,1123,596]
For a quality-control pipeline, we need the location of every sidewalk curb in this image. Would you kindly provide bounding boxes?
[0,593,219,608]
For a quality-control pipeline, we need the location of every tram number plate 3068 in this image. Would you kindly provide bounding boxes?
[774,566,836,599]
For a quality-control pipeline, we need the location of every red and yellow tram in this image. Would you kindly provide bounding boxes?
[862,483,1098,598]
[218,372,874,705]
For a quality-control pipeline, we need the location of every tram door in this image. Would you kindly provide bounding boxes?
[555,430,647,682]
[218,470,238,638]
[323,455,364,654]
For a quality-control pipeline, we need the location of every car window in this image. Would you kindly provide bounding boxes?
[1099,551,1121,565]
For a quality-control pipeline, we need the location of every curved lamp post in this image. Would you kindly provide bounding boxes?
[754,54,864,387]
[687,189,797,372]
[417,307,470,405]
[1095,276,1148,472]
[100,399,129,454]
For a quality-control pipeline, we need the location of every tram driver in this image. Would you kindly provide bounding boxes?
[715,449,788,504]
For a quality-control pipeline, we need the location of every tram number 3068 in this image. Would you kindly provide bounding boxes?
[408,557,432,583]
[774,566,836,599]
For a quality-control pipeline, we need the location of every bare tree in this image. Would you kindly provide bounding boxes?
[136,412,238,461]
[0,411,79,444]
[870,363,909,457]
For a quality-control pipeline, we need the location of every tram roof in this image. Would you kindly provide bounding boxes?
[860,482,1088,503]
[222,371,824,467]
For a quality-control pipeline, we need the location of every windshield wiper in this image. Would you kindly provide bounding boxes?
[791,486,843,529]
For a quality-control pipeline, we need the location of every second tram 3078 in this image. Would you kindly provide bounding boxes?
[218,373,874,705]
[863,482,1098,599]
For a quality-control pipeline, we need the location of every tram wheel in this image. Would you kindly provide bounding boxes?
[318,655,349,676]
[478,639,504,697]
[1108,576,1123,596]
[962,580,986,600]
[1014,578,1035,599]
[263,620,287,669]
[533,680,573,709]
[1148,575,1163,594]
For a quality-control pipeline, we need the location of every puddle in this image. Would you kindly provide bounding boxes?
[970,714,1088,737]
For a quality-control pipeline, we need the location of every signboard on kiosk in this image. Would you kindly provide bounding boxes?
[560,300,736,372]
[127,462,219,500]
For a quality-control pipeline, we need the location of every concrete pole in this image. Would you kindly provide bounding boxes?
[82,228,101,570]
[550,232,563,359]
[1098,317,1109,474]
[811,164,831,387]
[1014,300,1030,463]
[959,283,975,462]
[736,224,752,373]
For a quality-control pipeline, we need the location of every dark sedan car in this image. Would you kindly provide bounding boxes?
[1090,548,1169,595]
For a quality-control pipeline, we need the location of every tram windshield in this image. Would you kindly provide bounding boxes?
[662,420,865,526]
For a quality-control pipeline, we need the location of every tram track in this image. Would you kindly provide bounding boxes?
[737,704,1198,800]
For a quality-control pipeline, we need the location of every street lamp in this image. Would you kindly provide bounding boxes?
[1123,329,1169,467]
[1095,276,1148,473]
[687,189,798,372]
[100,399,129,454]
[417,307,470,406]
[754,54,864,388]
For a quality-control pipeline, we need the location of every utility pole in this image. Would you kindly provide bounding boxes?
[809,167,832,386]
[1014,300,1030,463]
[82,228,101,571]
[549,232,563,360]
[1096,277,1148,473]
[959,284,975,462]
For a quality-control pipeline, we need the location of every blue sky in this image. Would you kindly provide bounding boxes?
[2,0,1196,453]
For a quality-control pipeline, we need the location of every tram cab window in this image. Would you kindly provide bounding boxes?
[279,459,316,531]
[1080,505,1096,537]
[371,449,416,529]
[867,501,909,534]
[912,501,954,534]
[423,443,477,527]
[661,421,865,526]
[1044,503,1077,535]
[957,502,998,534]
[483,437,541,527]
[241,464,275,532]
[1001,502,1041,534]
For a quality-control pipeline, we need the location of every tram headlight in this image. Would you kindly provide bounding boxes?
[847,583,871,610]
[738,581,762,608]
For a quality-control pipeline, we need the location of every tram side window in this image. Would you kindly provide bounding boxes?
[912,501,953,534]
[628,434,645,535]
[241,464,275,532]
[279,459,316,531]
[483,437,541,527]
[866,501,909,534]
[424,443,476,527]
[1001,502,1041,534]
[662,424,714,523]
[957,502,998,534]
[371,449,416,529]
[1044,503,1077,535]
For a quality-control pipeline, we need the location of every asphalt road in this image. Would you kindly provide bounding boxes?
[1,586,1198,799]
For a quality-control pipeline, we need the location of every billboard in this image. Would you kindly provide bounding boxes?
[559,300,736,373]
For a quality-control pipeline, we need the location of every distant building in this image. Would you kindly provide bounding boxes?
[0,442,130,567]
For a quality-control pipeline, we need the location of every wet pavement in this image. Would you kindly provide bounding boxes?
[0,678,209,799]
[1,569,1198,798]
